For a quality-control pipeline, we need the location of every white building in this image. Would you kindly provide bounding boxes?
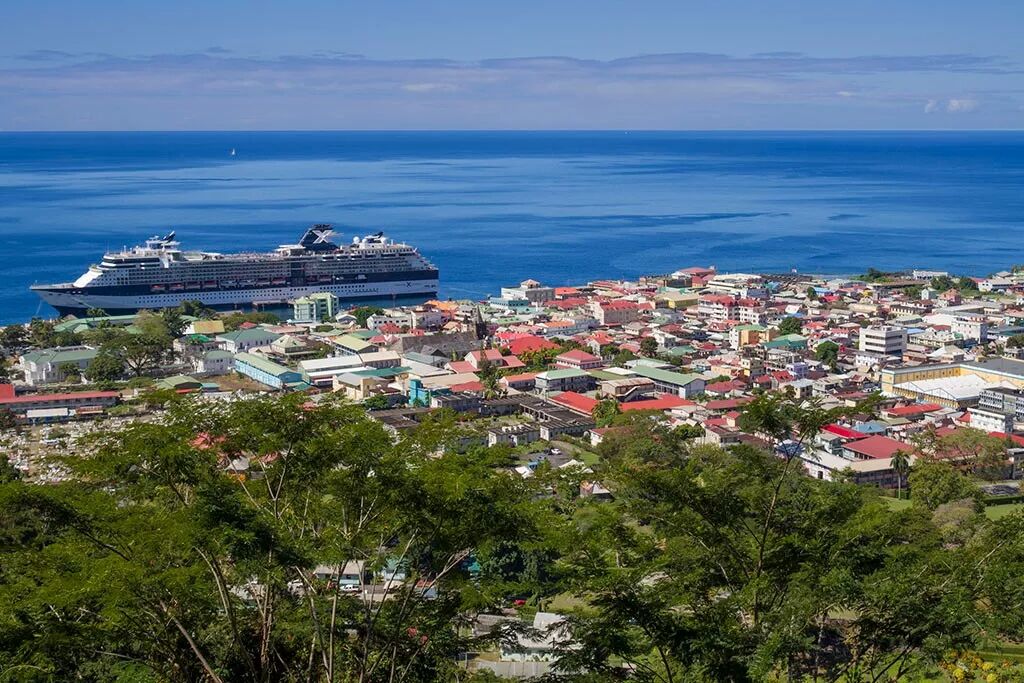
[951,314,989,343]
[366,310,412,330]
[859,326,907,358]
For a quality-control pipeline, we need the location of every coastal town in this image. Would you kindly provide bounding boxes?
[8,265,1024,493]
[6,264,1024,676]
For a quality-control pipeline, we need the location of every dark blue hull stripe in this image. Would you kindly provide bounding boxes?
[35,269,439,296]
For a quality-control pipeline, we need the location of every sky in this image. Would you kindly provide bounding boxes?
[2,0,1023,130]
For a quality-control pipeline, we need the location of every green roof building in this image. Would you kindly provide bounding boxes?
[628,366,706,398]
[293,292,340,323]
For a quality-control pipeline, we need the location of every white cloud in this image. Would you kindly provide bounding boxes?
[946,98,978,112]
[401,82,459,93]
[924,99,940,113]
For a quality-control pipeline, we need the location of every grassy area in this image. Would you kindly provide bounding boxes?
[883,496,1024,521]
[882,496,912,511]
[985,502,1024,521]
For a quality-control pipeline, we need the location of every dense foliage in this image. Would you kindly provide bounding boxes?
[4,394,1024,681]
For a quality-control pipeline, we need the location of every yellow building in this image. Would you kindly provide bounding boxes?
[881,357,1024,408]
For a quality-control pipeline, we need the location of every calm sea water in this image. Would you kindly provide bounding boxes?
[1,131,1023,324]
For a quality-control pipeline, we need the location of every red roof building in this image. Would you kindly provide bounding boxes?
[554,349,604,371]
[505,335,560,356]
[884,403,943,419]
[842,435,911,460]
[552,391,598,415]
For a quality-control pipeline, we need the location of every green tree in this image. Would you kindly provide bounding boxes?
[557,437,984,681]
[362,394,390,410]
[913,426,1009,480]
[639,337,659,357]
[814,340,840,369]
[1006,333,1024,349]
[57,361,81,383]
[84,348,126,383]
[805,285,818,301]
[777,316,803,336]
[599,343,619,358]
[350,306,384,328]
[220,311,281,332]
[179,299,217,319]
[957,276,978,292]
[612,348,637,367]
[592,398,621,427]
[908,460,983,511]
[0,396,545,682]
[519,347,561,371]
[0,324,27,349]
[476,357,505,398]
[28,317,58,348]
[85,307,108,318]
[931,274,955,291]
[118,333,171,377]
[891,448,911,500]
[161,307,187,338]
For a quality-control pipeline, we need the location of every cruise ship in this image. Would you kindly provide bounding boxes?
[31,225,440,315]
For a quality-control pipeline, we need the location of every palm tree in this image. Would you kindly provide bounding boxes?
[891,449,910,500]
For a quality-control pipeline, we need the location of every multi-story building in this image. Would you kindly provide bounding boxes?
[591,300,645,326]
[501,279,556,305]
[859,326,907,358]
[19,346,98,386]
[366,310,413,331]
[535,369,596,393]
[217,328,282,353]
[554,349,604,371]
[292,292,339,323]
[970,387,1024,432]
[705,273,768,299]
[951,314,989,344]
[698,294,738,322]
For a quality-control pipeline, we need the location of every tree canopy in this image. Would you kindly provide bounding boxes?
[3,393,1024,682]
[777,316,803,336]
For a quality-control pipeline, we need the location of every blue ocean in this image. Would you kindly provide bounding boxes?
[1,131,1023,325]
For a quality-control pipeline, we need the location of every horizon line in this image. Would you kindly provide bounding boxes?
[2,128,1024,134]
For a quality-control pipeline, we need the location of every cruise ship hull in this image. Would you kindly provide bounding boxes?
[33,276,439,315]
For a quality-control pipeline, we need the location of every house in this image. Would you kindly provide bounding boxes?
[591,300,645,326]
[500,372,539,392]
[313,561,367,588]
[554,349,603,371]
[465,348,525,371]
[19,346,98,386]
[233,352,304,389]
[185,319,226,336]
[598,377,655,401]
[332,334,378,356]
[487,424,541,447]
[270,334,312,357]
[500,612,573,662]
[551,391,599,415]
[842,435,911,461]
[217,328,281,353]
[505,335,559,356]
[333,367,408,401]
[194,349,233,375]
[292,292,340,322]
[157,375,205,392]
[535,368,596,393]
[628,366,706,398]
